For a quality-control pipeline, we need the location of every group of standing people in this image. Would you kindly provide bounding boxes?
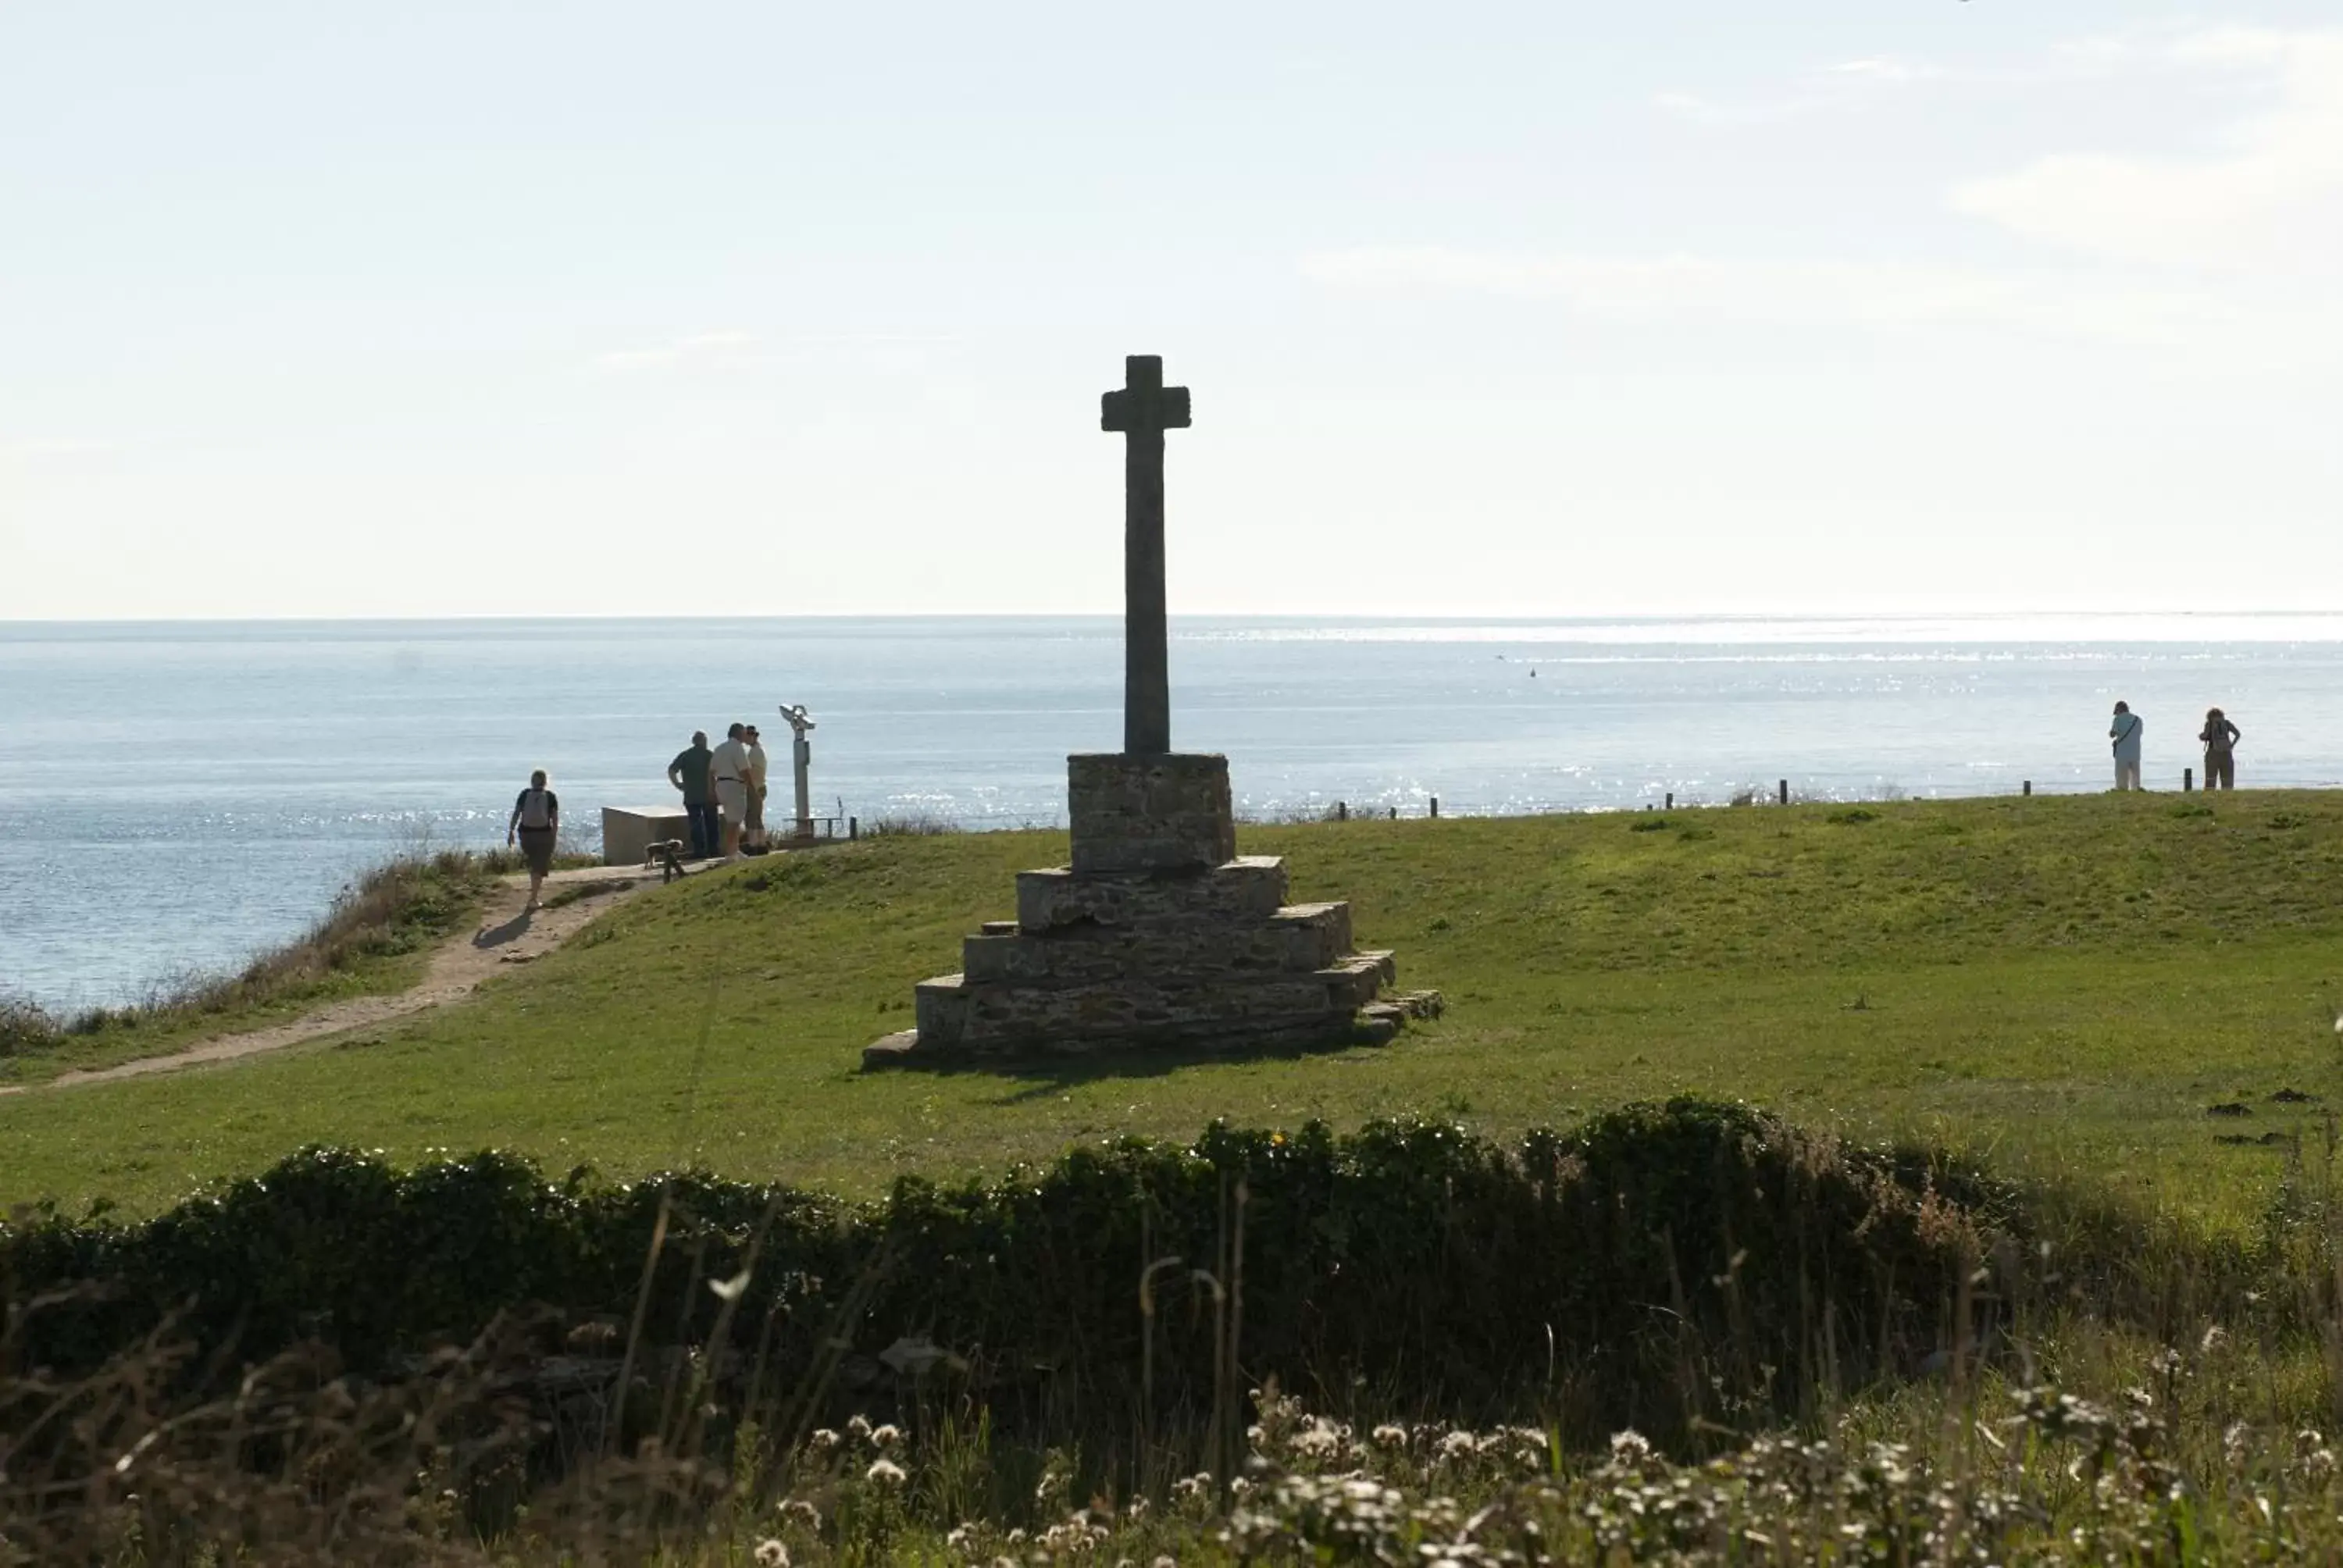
[493,721,767,916]
[2108,701,2243,792]
[668,723,770,860]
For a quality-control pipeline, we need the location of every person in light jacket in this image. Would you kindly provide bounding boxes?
[2109,701,2145,791]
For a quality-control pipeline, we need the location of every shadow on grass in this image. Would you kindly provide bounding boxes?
[947,1031,1400,1104]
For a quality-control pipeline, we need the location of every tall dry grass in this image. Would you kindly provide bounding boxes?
[14,1113,2343,1562]
[0,850,512,1061]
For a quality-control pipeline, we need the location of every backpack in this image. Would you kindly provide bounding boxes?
[518,789,555,830]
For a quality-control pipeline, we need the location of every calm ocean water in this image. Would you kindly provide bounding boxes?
[5,613,2341,1014]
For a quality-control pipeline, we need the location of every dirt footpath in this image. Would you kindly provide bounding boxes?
[12,864,669,1094]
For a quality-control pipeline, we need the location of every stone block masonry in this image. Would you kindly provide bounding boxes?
[1066,753,1237,874]
[865,753,1438,1067]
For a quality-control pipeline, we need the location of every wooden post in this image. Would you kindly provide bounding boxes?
[1778,779,1789,806]
[848,815,858,840]
[1665,792,1674,810]
[1388,806,1396,820]
[1336,800,1347,821]
[2184,767,2194,792]
[1429,796,1439,819]
[2022,780,2032,796]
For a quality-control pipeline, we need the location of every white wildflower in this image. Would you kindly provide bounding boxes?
[808,1428,840,1453]
[753,1541,789,1568]
[1371,1423,1407,1448]
[865,1457,908,1488]
[870,1422,904,1449]
[1290,1420,1343,1459]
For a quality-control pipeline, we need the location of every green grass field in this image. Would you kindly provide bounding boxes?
[6,792,2341,1225]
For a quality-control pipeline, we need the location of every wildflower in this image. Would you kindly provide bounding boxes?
[1290,1420,1343,1459]
[808,1429,840,1453]
[779,1498,821,1528]
[753,1541,790,1568]
[2201,1324,2231,1355]
[1437,1429,1478,1459]
[870,1422,904,1449]
[1609,1429,1653,1463]
[846,1413,874,1442]
[865,1457,908,1488]
[1371,1424,1407,1448]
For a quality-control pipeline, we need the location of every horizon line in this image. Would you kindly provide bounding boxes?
[7,607,2343,628]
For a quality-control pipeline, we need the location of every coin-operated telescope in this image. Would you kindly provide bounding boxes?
[776,704,816,841]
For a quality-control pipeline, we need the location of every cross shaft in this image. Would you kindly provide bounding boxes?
[1100,355,1190,755]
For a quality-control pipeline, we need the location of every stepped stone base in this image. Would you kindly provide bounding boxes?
[863,753,1438,1070]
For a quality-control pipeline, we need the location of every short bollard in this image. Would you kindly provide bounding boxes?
[2023,780,2032,796]
[1429,796,1439,819]
[2184,768,2194,792]
[848,815,858,840]
[1778,779,1789,806]
[1665,792,1674,810]
[1336,800,1348,821]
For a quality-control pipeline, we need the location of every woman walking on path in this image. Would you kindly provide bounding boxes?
[2109,701,2145,791]
[507,769,561,911]
[2200,707,2242,790]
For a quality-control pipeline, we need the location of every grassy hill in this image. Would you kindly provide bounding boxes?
[5,791,2341,1224]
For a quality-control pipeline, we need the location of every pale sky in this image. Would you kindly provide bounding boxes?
[2,2,2338,620]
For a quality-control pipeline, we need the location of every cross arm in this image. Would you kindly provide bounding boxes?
[1100,385,1192,433]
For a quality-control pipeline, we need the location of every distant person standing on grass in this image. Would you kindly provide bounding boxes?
[2200,707,2242,790]
[2109,701,2145,791]
[711,722,754,861]
[506,769,560,911]
[669,731,718,858]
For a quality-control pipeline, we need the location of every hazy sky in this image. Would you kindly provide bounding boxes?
[2,2,2338,619]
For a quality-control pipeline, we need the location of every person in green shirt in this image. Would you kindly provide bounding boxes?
[668,731,718,858]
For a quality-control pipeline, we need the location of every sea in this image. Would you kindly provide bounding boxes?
[5,613,2342,1016]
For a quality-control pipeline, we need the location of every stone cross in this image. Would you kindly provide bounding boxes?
[1100,354,1190,755]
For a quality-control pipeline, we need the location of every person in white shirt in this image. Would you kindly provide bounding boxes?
[710,722,754,858]
[2109,701,2145,791]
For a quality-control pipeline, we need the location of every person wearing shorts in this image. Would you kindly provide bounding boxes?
[507,769,560,910]
[711,722,754,860]
[2199,707,2241,789]
[743,724,769,850]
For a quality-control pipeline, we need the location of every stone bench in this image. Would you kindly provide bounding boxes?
[601,804,722,868]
